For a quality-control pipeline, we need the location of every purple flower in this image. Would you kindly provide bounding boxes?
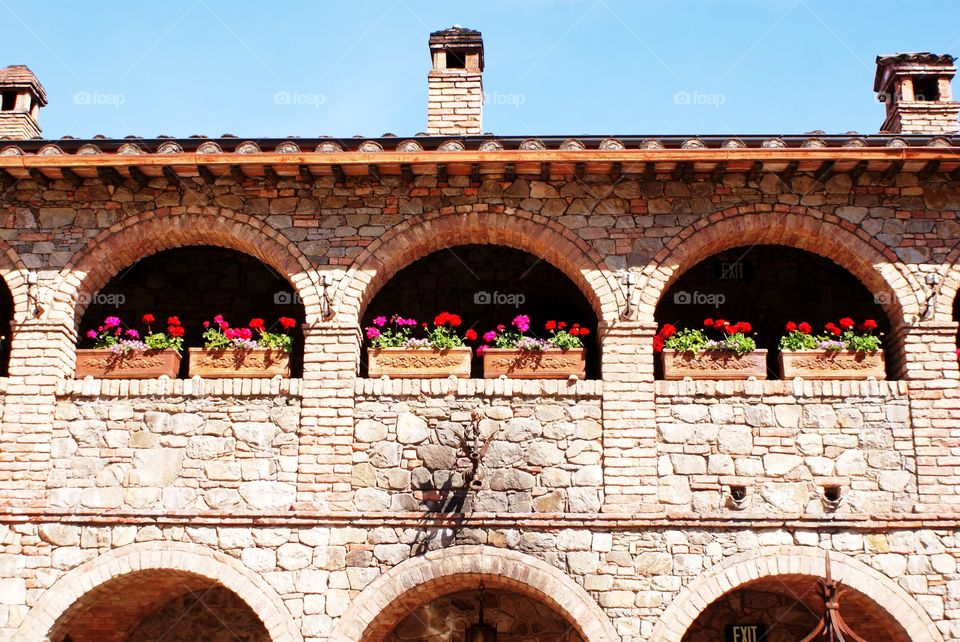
[103,316,121,328]
[125,329,139,338]
[373,316,387,327]
[86,330,98,339]
[483,330,498,342]
[476,345,488,356]
[512,314,530,333]
[365,327,381,339]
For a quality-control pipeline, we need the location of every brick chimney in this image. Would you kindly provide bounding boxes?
[0,65,46,139]
[875,53,959,135]
[427,26,484,136]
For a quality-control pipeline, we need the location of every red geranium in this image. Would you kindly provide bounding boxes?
[785,321,797,332]
[557,321,566,329]
[704,318,714,327]
[714,319,728,329]
[249,318,266,332]
[825,323,841,336]
[653,334,665,353]
[465,329,477,341]
[168,325,185,338]
[839,317,855,330]
[545,320,557,331]
[660,323,677,339]
[433,312,462,327]
[724,324,738,334]
[861,319,878,331]
[571,327,581,336]
[142,313,156,325]
[278,317,297,330]
[167,316,181,327]
[798,322,812,334]
[737,322,752,334]
[579,327,590,336]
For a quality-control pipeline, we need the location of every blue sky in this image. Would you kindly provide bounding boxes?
[3,0,959,139]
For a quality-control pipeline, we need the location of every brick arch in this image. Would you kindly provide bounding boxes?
[934,242,960,321]
[651,546,942,642]
[50,209,323,326]
[332,545,619,642]
[339,207,622,324]
[0,236,30,324]
[636,204,922,327]
[13,540,302,642]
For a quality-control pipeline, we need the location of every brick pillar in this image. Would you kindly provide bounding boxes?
[897,321,960,508]
[295,322,359,511]
[0,319,74,505]
[600,320,659,512]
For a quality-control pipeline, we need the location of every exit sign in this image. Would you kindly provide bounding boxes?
[714,260,752,281]
[725,623,767,642]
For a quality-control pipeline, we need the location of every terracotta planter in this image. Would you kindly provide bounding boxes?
[75,348,181,379]
[187,348,289,378]
[661,349,768,380]
[367,346,472,378]
[779,349,886,380]
[483,348,586,379]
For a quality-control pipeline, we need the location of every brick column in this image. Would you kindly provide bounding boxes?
[599,320,659,512]
[897,321,960,508]
[0,319,74,505]
[295,322,359,511]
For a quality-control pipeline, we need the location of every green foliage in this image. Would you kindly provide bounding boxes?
[663,328,708,353]
[778,330,817,351]
[845,331,882,352]
[549,329,584,349]
[426,325,465,349]
[258,331,293,352]
[144,332,183,353]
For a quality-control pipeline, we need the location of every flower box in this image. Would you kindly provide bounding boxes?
[482,348,586,379]
[368,346,472,378]
[779,350,885,380]
[187,348,289,378]
[661,349,768,380]
[75,348,181,379]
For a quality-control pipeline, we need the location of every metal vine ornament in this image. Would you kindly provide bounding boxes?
[798,554,867,642]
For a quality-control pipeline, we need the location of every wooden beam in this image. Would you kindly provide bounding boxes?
[471,163,480,184]
[711,162,727,182]
[540,162,550,182]
[197,165,215,184]
[848,160,868,184]
[917,160,941,180]
[60,168,83,188]
[263,166,280,183]
[504,163,516,182]
[610,162,623,181]
[673,161,694,182]
[127,166,149,188]
[162,166,181,185]
[0,168,13,190]
[747,160,763,184]
[299,164,314,182]
[950,166,960,182]
[437,163,447,183]
[28,168,49,188]
[230,165,246,183]
[368,164,381,181]
[574,162,585,180]
[642,162,655,182]
[401,163,414,183]
[331,164,346,184]
[779,160,799,184]
[813,160,835,184]
[97,166,123,187]
[882,160,904,181]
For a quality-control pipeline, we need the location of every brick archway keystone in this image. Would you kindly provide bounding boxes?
[14,540,302,642]
[339,207,622,324]
[51,209,324,326]
[652,545,943,642]
[332,545,619,642]
[637,204,923,327]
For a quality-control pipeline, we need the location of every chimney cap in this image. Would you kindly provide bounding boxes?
[429,26,483,48]
[0,64,47,106]
[874,52,956,92]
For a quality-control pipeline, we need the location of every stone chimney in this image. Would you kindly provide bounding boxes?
[0,65,46,139]
[875,53,959,135]
[427,26,484,136]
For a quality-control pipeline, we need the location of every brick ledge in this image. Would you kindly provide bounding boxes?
[56,377,302,398]
[355,377,602,398]
[656,378,908,398]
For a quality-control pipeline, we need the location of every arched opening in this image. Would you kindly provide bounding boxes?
[77,246,306,377]
[681,574,910,641]
[361,245,599,378]
[386,587,584,641]
[656,245,891,379]
[47,569,270,642]
[0,276,13,375]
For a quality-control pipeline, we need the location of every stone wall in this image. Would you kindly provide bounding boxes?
[353,379,604,514]
[47,384,301,512]
[655,380,915,514]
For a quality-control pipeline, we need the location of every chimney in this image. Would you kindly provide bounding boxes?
[875,53,959,135]
[427,26,484,136]
[0,65,46,139]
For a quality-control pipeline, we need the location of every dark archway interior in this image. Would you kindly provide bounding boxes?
[49,570,270,642]
[0,277,12,376]
[657,245,891,379]
[386,587,584,642]
[362,245,599,378]
[79,246,306,377]
[681,576,909,642]
[954,289,960,354]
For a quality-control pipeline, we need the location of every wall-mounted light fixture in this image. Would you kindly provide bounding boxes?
[921,272,939,320]
[465,580,497,642]
[620,271,637,320]
[320,273,336,320]
[27,271,43,317]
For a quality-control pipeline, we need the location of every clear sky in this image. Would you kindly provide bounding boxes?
[3,0,959,139]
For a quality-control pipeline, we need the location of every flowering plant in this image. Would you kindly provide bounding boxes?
[85,314,184,354]
[365,312,476,350]
[202,314,297,352]
[655,318,757,355]
[477,316,588,355]
[779,318,881,352]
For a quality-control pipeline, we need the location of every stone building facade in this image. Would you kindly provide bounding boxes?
[0,28,960,642]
